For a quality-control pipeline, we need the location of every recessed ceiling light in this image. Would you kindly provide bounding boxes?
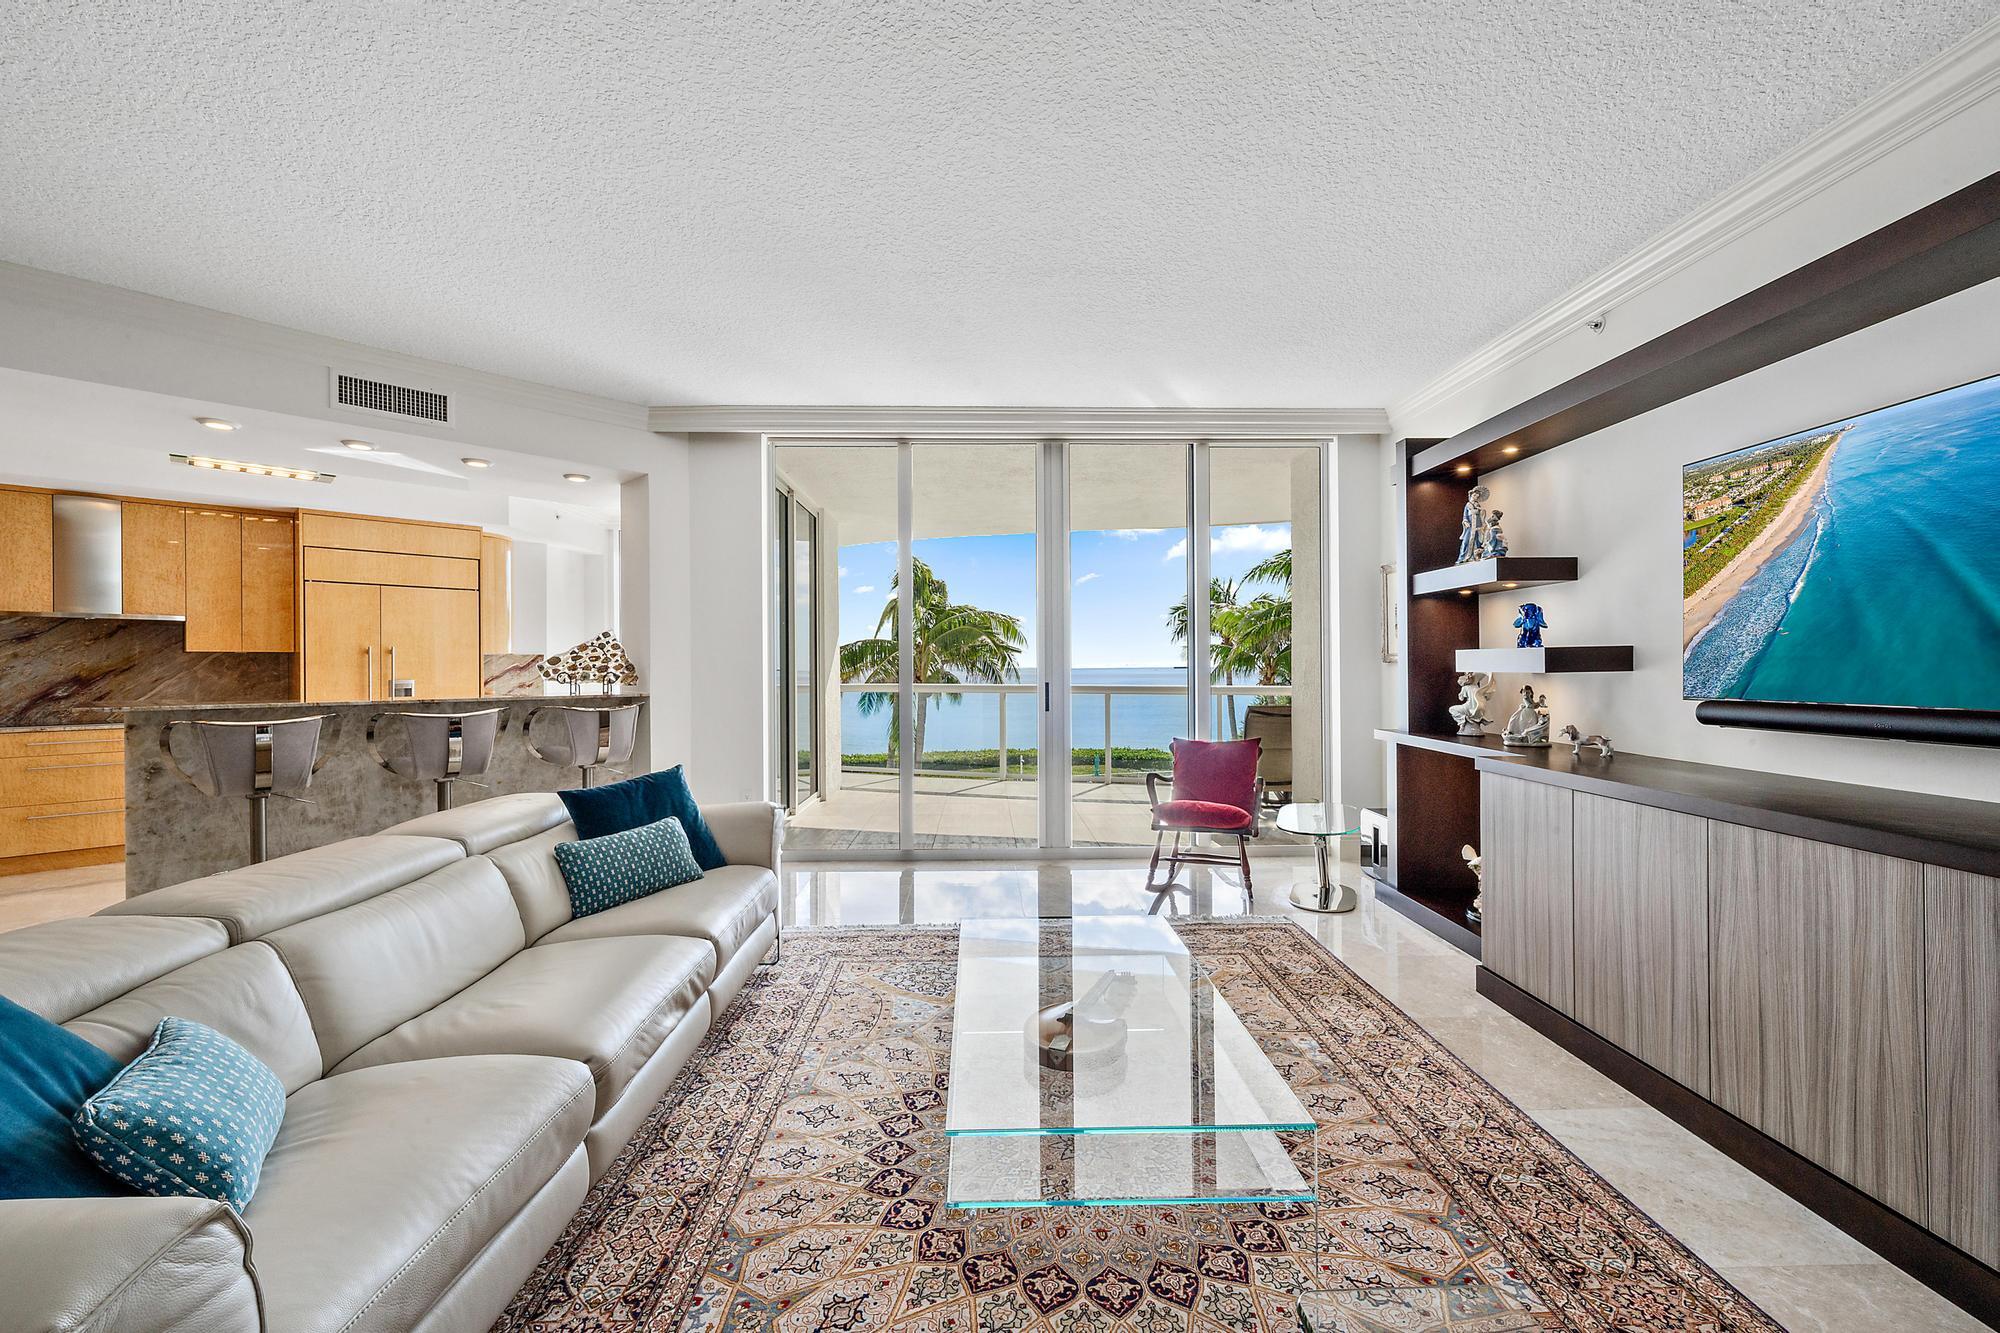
[194,417,240,431]
[1455,464,1473,475]
[563,472,590,483]
[1501,445,1520,455]
[1458,589,1473,597]
[171,453,332,483]
[1503,582,1519,589]
[340,439,376,451]
[461,457,492,469]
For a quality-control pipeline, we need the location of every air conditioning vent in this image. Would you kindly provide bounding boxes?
[334,372,451,424]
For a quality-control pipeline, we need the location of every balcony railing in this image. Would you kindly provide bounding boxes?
[834,681,1292,782]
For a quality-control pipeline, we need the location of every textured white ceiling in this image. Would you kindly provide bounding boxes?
[0,2,1989,409]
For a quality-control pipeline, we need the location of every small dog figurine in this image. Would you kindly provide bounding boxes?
[1558,724,1613,759]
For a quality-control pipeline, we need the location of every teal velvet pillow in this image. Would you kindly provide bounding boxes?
[553,815,705,918]
[558,766,727,870]
[73,1017,286,1212]
[0,994,129,1200]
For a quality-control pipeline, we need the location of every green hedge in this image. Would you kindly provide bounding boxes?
[840,746,1172,777]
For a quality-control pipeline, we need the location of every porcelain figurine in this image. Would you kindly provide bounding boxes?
[1462,843,1483,923]
[1559,724,1614,759]
[1501,686,1550,747]
[1482,509,1508,558]
[1455,486,1490,564]
[1447,671,1492,736]
[1513,601,1547,648]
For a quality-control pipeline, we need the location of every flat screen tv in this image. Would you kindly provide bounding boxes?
[1682,370,2000,713]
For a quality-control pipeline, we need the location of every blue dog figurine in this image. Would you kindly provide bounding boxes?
[1514,602,1547,648]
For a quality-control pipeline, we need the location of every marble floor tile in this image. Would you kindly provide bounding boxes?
[1717,1262,1989,1333]
[0,861,125,933]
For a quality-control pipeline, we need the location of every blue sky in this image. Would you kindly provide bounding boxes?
[836,522,1291,669]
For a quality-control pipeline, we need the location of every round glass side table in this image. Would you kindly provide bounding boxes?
[1275,802,1363,914]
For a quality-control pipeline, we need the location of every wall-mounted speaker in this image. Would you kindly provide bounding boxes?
[1695,699,2000,747]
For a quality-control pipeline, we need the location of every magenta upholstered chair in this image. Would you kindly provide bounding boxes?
[1144,737,1265,897]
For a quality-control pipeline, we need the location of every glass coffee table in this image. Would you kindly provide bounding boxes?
[944,915,1317,1209]
[1278,802,1364,914]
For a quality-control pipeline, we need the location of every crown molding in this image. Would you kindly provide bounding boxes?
[647,404,1390,439]
[0,261,652,430]
[1389,15,2000,430]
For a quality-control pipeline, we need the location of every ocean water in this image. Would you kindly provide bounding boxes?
[840,666,1215,754]
[1684,373,2000,708]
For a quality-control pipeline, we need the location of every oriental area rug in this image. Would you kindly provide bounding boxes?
[497,921,1777,1332]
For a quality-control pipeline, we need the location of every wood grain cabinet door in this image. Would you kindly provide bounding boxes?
[379,585,479,698]
[183,510,243,652]
[1479,772,1575,1015]
[120,502,185,617]
[479,533,511,655]
[1572,792,1710,1096]
[1924,866,2000,1267]
[303,582,380,701]
[0,490,54,613]
[1709,822,1927,1220]
[240,515,296,652]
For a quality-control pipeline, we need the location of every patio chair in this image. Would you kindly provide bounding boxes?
[1143,737,1265,898]
[1241,703,1292,807]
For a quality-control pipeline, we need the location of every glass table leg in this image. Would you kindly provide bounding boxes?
[1289,837,1357,913]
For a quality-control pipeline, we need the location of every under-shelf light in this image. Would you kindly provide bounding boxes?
[171,453,333,483]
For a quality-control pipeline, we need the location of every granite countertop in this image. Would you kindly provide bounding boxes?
[0,721,127,733]
[116,692,647,716]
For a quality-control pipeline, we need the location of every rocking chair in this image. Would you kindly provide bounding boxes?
[1143,737,1265,899]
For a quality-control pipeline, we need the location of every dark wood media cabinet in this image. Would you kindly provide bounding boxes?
[1473,753,2000,1326]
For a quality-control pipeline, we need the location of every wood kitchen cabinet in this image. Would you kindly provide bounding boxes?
[480,533,511,655]
[381,586,480,697]
[303,582,381,701]
[184,510,244,651]
[0,488,54,613]
[240,514,296,652]
[303,582,479,700]
[120,502,186,617]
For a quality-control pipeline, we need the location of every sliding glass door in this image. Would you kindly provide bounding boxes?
[774,439,1325,855]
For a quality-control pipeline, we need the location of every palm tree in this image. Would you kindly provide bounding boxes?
[1167,550,1294,734]
[839,557,1026,764]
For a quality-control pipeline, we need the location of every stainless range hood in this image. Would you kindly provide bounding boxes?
[51,495,125,617]
[48,494,186,621]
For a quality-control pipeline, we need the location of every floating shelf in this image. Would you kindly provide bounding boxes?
[1456,646,1634,673]
[1412,556,1579,597]
[1412,169,2000,480]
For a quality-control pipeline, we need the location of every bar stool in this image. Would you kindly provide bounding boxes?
[160,715,332,865]
[525,704,640,788]
[366,707,506,811]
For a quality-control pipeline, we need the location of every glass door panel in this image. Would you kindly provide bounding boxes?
[910,443,1039,848]
[1067,443,1192,847]
[772,443,901,851]
[792,503,817,807]
[1208,445,1322,847]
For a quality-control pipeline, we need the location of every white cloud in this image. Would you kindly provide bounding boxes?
[854,584,875,594]
[1163,525,1287,562]
[1212,524,1289,556]
[1109,528,1163,540]
[1074,571,1100,586]
[838,565,850,578]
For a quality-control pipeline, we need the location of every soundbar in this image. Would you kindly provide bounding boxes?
[1695,699,2000,747]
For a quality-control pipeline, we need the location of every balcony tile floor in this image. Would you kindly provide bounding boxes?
[3,854,1982,1331]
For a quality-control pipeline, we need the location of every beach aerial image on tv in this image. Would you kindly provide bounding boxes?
[1683,370,2000,708]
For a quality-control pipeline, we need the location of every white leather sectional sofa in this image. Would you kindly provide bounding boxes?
[0,792,781,1333]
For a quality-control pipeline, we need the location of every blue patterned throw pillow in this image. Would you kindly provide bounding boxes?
[73,1017,286,1211]
[553,814,705,918]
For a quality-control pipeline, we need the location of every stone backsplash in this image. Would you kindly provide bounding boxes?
[0,614,292,726]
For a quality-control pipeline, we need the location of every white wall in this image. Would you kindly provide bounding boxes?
[1385,69,2000,802]
[683,433,770,803]
[1328,436,1387,811]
